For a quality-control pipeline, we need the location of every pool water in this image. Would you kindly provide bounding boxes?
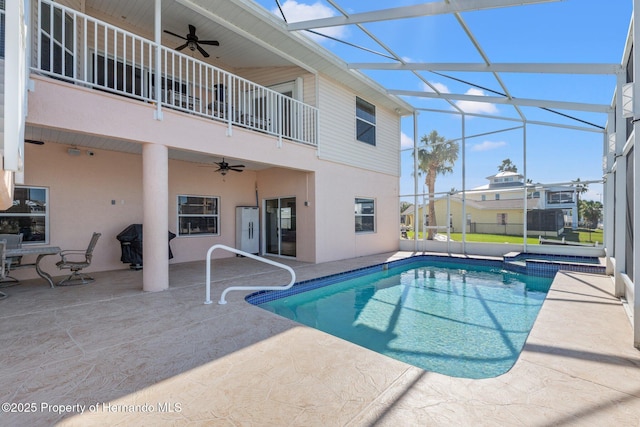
[256,261,553,379]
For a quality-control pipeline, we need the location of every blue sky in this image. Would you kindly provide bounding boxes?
[252,0,633,201]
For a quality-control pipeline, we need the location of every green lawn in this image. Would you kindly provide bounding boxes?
[405,228,603,245]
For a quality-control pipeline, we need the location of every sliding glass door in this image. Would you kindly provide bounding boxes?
[265,197,296,257]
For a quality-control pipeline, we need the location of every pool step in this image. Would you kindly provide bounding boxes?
[502,254,606,278]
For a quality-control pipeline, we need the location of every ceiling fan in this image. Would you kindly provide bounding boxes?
[164,24,219,58]
[214,158,245,176]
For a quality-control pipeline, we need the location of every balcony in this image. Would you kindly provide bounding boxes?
[30,0,318,146]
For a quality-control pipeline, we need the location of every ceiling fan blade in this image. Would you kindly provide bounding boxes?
[164,30,187,40]
[25,139,45,145]
[196,43,210,58]
[228,164,245,168]
[198,40,220,46]
[175,42,189,51]
[229,168,244,173]
[189,24,197,37]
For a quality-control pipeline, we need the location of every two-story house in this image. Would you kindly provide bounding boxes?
[1,0,413,291]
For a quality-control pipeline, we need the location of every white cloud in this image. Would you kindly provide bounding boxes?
[401,132,413,149]
[455,88,498,114]
[273,1,347,42]
[470,140,507,152]
[422,81,449,94]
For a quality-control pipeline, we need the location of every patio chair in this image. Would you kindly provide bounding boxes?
[56,232,101,286]
[0,233,23,284]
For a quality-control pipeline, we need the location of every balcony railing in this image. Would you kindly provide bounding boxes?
[31,0,318,146]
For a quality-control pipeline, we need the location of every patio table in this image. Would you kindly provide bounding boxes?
[6,246,61,288]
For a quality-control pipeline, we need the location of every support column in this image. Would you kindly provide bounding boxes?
[614,72,627,298]
[142,143,169,292]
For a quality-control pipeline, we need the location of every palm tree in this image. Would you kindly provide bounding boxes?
[498,158,518,172]
[415,130,459,240]
[572,178,589,224]
[580,200,602,229]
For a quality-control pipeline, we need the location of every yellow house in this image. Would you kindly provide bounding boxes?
[404,171,575,237]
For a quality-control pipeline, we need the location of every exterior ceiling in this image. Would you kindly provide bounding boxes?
[23,126,270,171]
[86,0,291,69]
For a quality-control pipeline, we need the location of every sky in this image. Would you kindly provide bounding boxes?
[251,0,633,202]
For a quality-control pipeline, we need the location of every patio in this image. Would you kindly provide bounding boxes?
[1,251,639,426]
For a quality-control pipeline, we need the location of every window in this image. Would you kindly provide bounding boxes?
[547,191,574,204]
[356,97,376,146]
[0,186,49,243]
[93,53,144,97]
[497,213,507,225]
[495,194,500,200]
[481,195,486,201]
[40,1,75,78]
[177,195,219,236]
[355,198,375,233]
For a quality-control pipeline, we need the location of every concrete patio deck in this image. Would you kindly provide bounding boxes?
[1,251,639,426]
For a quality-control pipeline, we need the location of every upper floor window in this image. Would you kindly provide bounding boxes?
[547,191,574,204]
[0,186,49,243]
[527,191,540,199]
[177,195,219,236]
[495,194,500,200]
[355,198,375,233]
[356,97,376,146]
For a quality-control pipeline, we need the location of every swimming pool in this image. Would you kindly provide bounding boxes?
[248,258,553,379]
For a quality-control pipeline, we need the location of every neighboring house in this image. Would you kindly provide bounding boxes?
[405,171,577,237]
[0,0,413,290]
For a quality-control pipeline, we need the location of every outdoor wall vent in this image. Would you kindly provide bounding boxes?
[67,148,81,156]
[622,82,634,118]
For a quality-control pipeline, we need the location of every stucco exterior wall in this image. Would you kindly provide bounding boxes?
[17,142,273,281]
[314,163,399,263]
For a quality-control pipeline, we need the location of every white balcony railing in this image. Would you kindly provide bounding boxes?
[31,0,318,146]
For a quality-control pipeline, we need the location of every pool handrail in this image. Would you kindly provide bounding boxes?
[205,244,296,305]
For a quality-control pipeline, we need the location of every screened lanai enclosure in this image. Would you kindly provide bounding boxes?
[259,0,638,346]
[2,0,638,345]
